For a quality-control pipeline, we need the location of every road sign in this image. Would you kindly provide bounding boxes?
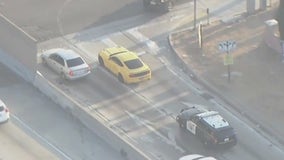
[219,40,237,52]
[224,54,234,65]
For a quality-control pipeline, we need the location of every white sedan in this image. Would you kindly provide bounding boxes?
[41,48,90,80]
[179,154,217,160]
[0,99,10,123]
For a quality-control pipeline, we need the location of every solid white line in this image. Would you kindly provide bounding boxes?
[137,51,146,56]
[127,28,160,55]
[125,111,185,153]
[11,114,72,160]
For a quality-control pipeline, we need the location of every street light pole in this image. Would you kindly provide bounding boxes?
[194,0,196,30]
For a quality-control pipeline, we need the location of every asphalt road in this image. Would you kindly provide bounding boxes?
[0,122,58,160]
[3,0,284,160]
[0,0,144,40]
[0,62,124,160]
[36,5,284,158]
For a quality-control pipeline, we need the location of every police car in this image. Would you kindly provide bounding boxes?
[176,105,237,147]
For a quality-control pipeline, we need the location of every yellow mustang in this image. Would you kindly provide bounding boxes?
[98,46,151,84]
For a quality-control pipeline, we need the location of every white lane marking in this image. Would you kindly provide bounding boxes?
[127,28,160,55]
[101,38,117,47]
[127,28,148,42]
[125,111,185,153]
[137,51,146,56]
[170,14,186,21]
[11,114,72,160]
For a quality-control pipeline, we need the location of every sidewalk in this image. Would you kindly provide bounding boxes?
[169,7,284,146]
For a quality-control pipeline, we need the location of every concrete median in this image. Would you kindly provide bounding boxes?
[33,71,153,160]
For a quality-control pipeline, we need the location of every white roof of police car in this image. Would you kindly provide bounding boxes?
[179,154,216,160]
[44,48,81,60]
[197,111,229,129]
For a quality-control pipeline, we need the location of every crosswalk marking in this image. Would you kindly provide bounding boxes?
[101,38,117,47]
[127,28,160,55]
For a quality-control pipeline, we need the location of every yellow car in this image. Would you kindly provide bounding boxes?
[98,46,151,84]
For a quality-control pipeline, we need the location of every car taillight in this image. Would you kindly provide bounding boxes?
[69,70,74,76]
[5,108,9,113]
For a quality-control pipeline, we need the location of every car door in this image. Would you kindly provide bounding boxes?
[186,116,197,135]
[48,54,59,71]
[51,54,65,73]
[194,119,212,143]
[108,56,124,75]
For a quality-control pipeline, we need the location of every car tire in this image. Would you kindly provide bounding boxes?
[201,135,212,148]
[98,56,104,67]
[180,122,185,128]
[167,1,174,10]
[143,0,150,8]
[231,139,237,146]
[203,140,209,147]
[118,74,124,83]
[42,57,47,66]
[61,72,67,80]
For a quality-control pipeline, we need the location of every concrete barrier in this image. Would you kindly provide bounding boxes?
[33,71,152,160]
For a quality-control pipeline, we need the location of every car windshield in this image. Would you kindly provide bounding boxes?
[124,59,143,69]
[67,57,84,67]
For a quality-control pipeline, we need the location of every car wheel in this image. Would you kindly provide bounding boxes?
[231,139,237,146]
[167,1,174,10]
[143,0,150,8]
[180,122,185,129]
[42,57,47,66]
[98,56,104,67]
[201,135,212,148]
[61,72,67,80]
[118,74,124,83]
[203,140,209,147]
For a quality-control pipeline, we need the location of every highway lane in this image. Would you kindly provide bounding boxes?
[0,0,195,41]
[0,63,125,160]
[37,4,284,159]
[0,0,146,40]
[0,121,58,160]
[2,0,281,159]
[0,63,58,160]
[38,51,284,160]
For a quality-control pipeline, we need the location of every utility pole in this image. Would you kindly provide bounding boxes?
[260,0,267,10]
[246,0,256,15]
[194,0,196,30]
[278,0,284,62]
